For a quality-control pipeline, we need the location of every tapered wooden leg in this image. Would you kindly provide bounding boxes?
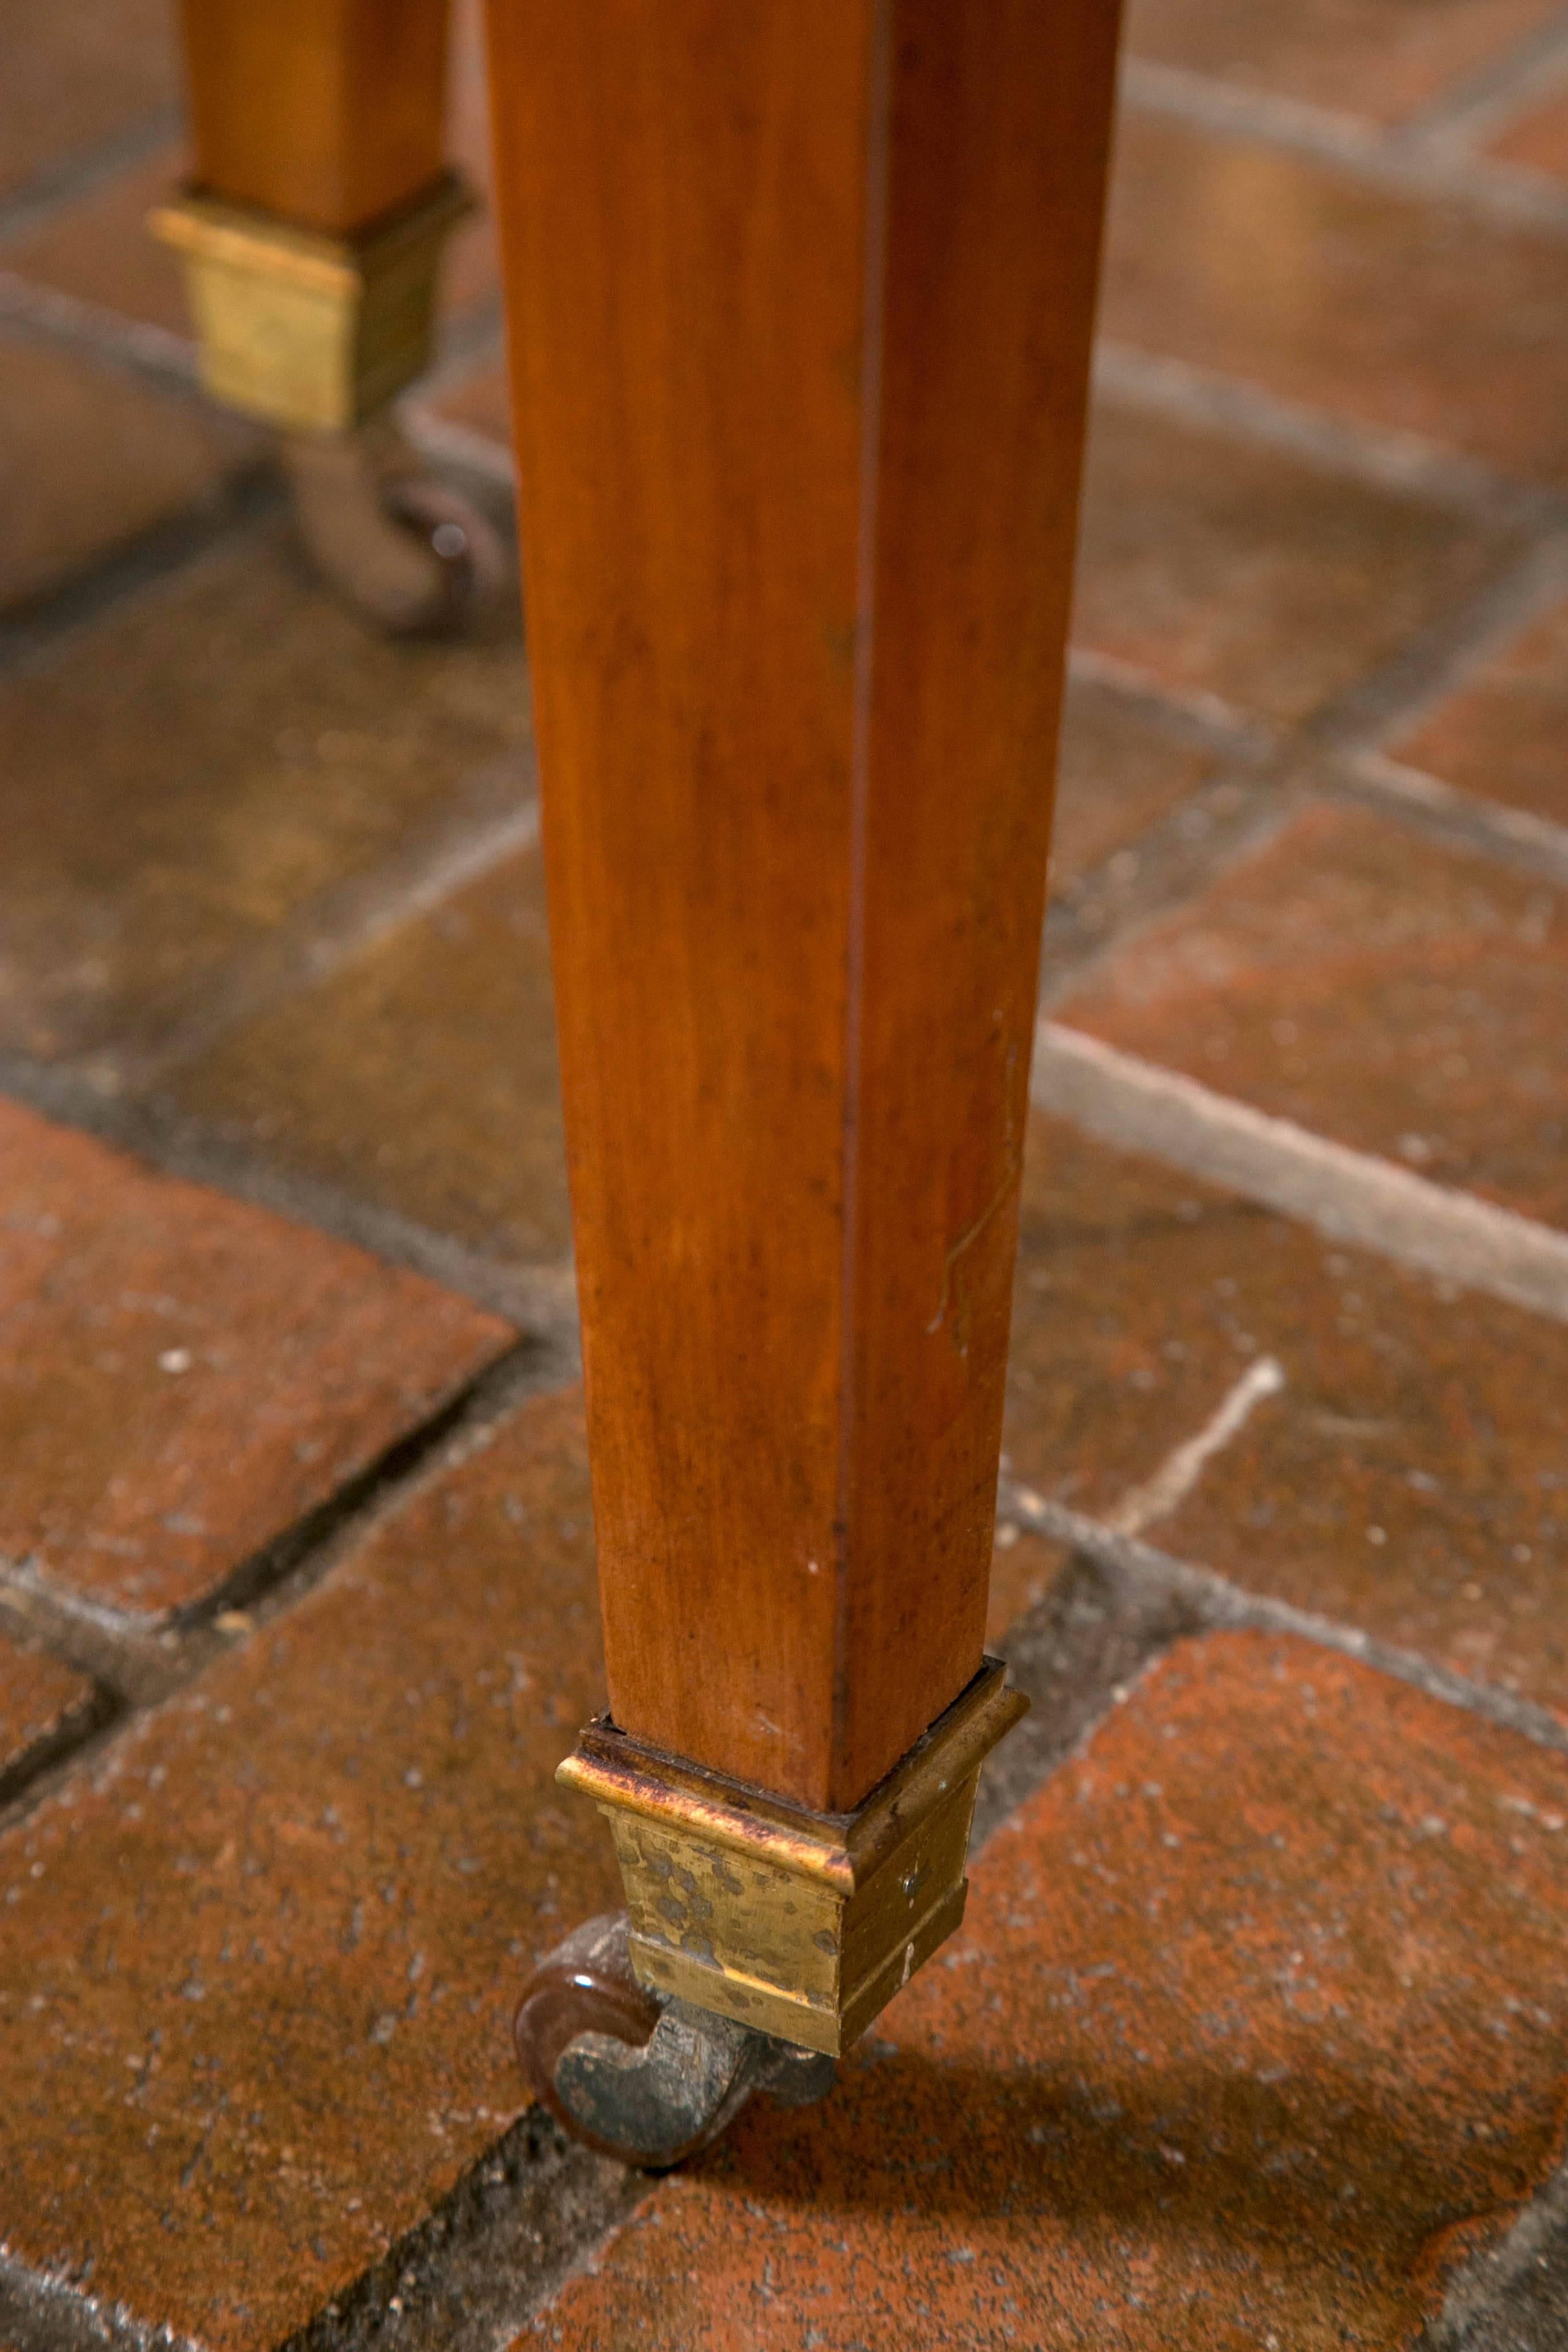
[487,0,1123,2151]
[154,0,501,631]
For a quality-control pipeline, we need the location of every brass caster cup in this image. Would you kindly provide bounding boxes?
[283,417,508,636]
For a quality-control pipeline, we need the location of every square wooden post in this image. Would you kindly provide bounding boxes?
[488,0,1124,2074]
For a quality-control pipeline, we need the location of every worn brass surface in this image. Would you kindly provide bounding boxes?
[150,173,472,433]
[558,1658,1026,2056]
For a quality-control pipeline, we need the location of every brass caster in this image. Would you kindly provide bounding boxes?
[515,1912,836,2169]
[281,414,507,637]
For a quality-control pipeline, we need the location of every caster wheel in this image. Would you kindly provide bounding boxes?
[515,1912,837,2169]
[282,417,508,636]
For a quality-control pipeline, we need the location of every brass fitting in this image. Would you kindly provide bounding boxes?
[558,1659,1026,2057]
[150,171,472,436]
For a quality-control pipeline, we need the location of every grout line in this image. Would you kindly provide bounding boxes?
[1300,532,1568,757]
[0,106,183,248]
[1401,3,1568,152]
[0,1567,168,1699]
[0,1336,574,1832]
[1092,341,1567,531]
[980,1362,1311,1839]
[401,399,518,492]
[0,272,199,396]
[0,2243,198,2352]
[90,765,542,1092]
[1064,644,1279,762]
[1038,777,1297,1011]
[0,1051,578,1340]
[0,1681,120,1820]
[1108,1357,1286,1536]
[1120,54,1568,236]
[1031,1020,1568,1326]
[997,1482,1568,1758]
[1335,750,1568,887]
[0,461,283,683]
[275,2112,642,2352]
[423,294,508,390]
[1422,2143,1568,2347]
[1067,562,1568,903]
[180,1336,577,1640]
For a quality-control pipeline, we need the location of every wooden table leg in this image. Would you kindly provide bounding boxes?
[489,0,1123,2157]
[152,0,501,630]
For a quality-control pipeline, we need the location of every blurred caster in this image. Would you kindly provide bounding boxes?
[515,1911,836,2169]
[283,414,507,636]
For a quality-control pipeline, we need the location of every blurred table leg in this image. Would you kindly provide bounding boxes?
[153,0,500,631]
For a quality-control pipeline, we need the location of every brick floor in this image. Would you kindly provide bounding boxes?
[996,1110,1568,1720]
[0,1389,616,2352]
[0,1099,511,1616]
[518,1632,1568,2351]
[0,1636,93,1786]
[1102,112,1568,487]
[1124,0,1565,122]
[1491,85,1568,178]
[0,520,532,1064]
[5,0,1568,2344]
[164,849,571,1271]
[1048,681,1233,901]
[1073,403,1517,726]
[0,336,258,618]
[0,144,190,339]
[424,353,515,458]
[1390,590,1568,830]
[0,0,176,206]
[1055,799,1568,1228]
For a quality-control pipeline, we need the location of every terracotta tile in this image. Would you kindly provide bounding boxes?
[1102,111,1568,488]
[0,1387,616,2351]
[1049,681,1225,900]
[0,1636,93,1781]
[0,518,532,1061]
[1490,84,1568,180]
[996,1112,1246,1578]
[1058,798,1568,1226]
[439,211,503,327]
[0,1098,511,1614]
[426,352,515,457]
[995,1108,1568,1718]
[0,146,190,338]
[163,848,571,1268]
[1125,0,1565,123]
[523,1630,1568,2350]
[0,336,258,618]
[440,0,503,321]
[448,0,494,199]
[1390,590,1568,829]
[0,0,176,205]
[1072,398,1513,724]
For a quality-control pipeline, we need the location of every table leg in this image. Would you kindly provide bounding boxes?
[155,0,501,630]
[488,0,1124,2158]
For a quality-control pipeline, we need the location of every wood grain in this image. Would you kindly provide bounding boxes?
[485,0,1123,1809]
[179,0,450,235]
